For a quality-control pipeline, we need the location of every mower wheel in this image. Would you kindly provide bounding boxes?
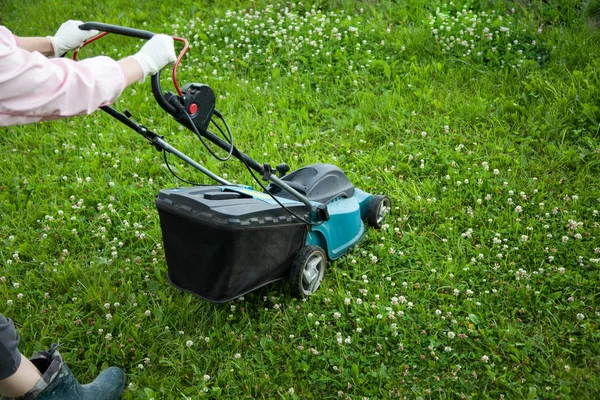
[290,246,327,298]
[367,195,391,229]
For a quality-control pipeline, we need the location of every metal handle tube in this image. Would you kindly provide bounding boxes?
[203,129,263,172]
[152,135,232,186]
[100,106,231,185]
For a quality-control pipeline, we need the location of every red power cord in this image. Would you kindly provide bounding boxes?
[171,37,188,97]
[73,32,189,97]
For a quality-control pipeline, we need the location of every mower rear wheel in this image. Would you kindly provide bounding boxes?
[290,246,327,298]
[367,195,391,229]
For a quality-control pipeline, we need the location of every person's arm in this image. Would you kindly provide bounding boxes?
[0,26,175,127]
[0,33,127,126]
[14,37,54,57]
[15,21,97,57]
[117,57,144,86]
[13,20,142,85]
[15,34,144,84]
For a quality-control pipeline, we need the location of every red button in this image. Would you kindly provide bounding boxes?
[188,103,198,115]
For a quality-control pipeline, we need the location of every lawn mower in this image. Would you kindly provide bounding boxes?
[77,23,391,303]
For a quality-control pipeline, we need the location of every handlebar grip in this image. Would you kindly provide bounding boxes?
[79,22,179,116]
[79,22,155,40]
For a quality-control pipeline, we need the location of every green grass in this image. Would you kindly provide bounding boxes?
[1,0,599,398]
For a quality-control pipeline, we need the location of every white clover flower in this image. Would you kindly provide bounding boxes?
[186,340,194,347]
[203,375,210,382]
[576,313,585,321]
[447,331,456,339]
[481,355,489,363]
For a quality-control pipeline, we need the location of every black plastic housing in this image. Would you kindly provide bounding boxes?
[180,83,215,133]
[155,186,307,302]
[268,163,355,204]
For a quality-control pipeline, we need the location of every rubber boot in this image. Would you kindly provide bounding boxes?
[5,345,126,400]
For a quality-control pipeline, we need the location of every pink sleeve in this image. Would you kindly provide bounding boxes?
[0,26,127,127]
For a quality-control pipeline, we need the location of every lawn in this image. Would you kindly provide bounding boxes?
[1,0,599,398]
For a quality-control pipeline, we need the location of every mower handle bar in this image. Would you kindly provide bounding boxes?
[79,22,265,174]
[79,22,178,116]
[79,22,154,39]
[78,23,322,221]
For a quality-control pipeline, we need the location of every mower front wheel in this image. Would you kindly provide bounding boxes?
[290,246,327,298]
[367,195,391,229]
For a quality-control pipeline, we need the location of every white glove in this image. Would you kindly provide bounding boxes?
[47,20,98,58]
[131,35,177,79]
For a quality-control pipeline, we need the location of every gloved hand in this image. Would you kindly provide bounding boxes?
[131,35,177,79]
[47,20,98,58]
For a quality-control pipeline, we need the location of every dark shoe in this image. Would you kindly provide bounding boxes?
[6,345,125,400]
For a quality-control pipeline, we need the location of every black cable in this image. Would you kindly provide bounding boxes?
[209,118,234,161]
[215,122,323,226]
[162,150,204,186]
[181,110,233,161]
[212,110,234,152]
